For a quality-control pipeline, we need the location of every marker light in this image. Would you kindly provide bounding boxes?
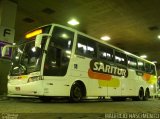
[67,19,79,26]
[25,29,42,39]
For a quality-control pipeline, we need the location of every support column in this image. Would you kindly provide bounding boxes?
[0,0,17,94]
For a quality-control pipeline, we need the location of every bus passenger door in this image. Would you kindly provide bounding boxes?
[42,47,70,96]
[42,26,74,96]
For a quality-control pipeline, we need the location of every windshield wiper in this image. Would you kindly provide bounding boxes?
[19,64,27,74]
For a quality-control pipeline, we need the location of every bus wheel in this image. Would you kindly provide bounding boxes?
[137,88,144,101]
[70,83,82,102]
[144,89,150,101]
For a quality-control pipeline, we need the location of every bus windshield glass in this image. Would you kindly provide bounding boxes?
[10,40,44,75]
[10,25,51,76]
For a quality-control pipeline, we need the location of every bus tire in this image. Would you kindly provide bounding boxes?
[132,88,144,101]
[144,88,150,101]
[135,88,144,101]
[70,83,83,102]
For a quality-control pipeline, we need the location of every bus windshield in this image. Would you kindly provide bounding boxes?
[10,25,51,76]
[10,40,44,76]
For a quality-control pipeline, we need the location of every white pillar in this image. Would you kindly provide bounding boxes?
[0,0,17,94]
[0,0,16,43]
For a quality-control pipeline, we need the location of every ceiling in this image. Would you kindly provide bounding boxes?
[13,0,160,64]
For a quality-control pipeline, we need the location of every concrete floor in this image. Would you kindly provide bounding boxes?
[0,97,159,119]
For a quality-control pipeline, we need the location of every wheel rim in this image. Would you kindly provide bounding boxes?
[139,90,144,100]
[73,87,82,98]
[145,90,149,100]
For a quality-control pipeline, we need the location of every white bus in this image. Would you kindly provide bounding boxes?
[2,23,157,102]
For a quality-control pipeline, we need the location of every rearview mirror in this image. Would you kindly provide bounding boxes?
[35,34,51,48]
[2,44,17,57]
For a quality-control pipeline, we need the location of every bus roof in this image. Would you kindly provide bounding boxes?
[30,23,156,65]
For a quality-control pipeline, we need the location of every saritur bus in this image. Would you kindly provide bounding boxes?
[2,23,157,102]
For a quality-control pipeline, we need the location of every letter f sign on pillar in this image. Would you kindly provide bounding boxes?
[3,28,11,37]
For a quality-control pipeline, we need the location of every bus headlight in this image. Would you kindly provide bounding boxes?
[28,76,41,83]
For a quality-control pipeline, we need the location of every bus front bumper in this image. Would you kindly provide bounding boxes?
[8,82,43,96]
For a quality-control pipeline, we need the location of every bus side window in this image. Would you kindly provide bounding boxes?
[120,53,127,66]
[145,63,156,75]
[150,64,156,75]
[145,63,151,73]
[138,60,145,71]
[127,56,138,69]
[76,35,86,56]
[114,51,127,66]
[76,35,97,58]
[44,47,57,76]
[44,26,74,76]
[98,44,114,62]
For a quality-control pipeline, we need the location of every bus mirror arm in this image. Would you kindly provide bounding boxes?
[35,34,51,48]
[2,44,17,57]
[43,49,47,54]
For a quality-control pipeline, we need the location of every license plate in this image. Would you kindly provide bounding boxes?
[15,87,20,91]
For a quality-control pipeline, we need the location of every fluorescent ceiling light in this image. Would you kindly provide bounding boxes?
[158,35,160,39]
[101,36,111,41]
[140,55,147,59]
[67,19,79,26]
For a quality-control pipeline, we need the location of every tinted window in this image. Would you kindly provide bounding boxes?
[145,63,151,73]
[44,26,74,76]
[76,35,97,58]
[145,63,156,74]
[115,51,127,66]
[98,44,113,62]
[138,60,145,71]
[51,27,73,50]
[150,64,156,75]
[127,56,137,69]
